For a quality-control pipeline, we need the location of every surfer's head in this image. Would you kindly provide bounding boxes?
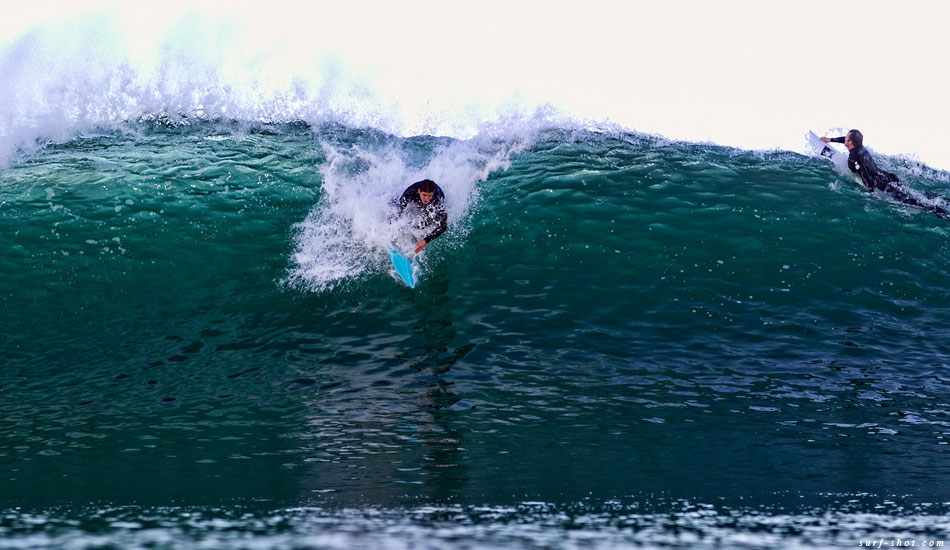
[845,129,863,150]
[417,179,437,204]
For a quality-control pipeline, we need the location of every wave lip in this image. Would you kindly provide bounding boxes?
[0,9,574,172]
[0,22,374,167]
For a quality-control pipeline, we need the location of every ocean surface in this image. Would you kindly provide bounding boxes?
[2,119,950,548]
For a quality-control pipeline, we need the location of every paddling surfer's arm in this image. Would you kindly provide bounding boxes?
[820,136,847,144]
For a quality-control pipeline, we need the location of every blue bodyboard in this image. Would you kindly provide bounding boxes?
[388,248,416,288]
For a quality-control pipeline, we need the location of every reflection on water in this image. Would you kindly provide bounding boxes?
[291,271,470,505]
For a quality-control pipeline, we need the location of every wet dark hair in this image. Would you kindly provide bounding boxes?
[847,129,863,148]
[417,179,437,193]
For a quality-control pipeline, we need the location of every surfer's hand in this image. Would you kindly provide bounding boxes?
[820,137,830,143]
[414,239,427,254]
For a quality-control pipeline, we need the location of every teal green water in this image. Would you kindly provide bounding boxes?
[1,124,949,548]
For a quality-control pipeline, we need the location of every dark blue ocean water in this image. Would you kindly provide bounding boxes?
[1,123,949,548]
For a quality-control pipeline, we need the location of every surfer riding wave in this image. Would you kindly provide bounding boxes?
[821,130,949,219]
[393,179,448,254]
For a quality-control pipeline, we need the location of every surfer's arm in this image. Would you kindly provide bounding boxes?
[422,210,448,244]
[828,136,846,144]
[413,239,427,254]
[394,189,414,216]
[414,218,446,254]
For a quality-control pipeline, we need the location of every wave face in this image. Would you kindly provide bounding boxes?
[3,121,950,548]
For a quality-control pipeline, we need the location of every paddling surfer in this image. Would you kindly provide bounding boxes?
[821,130,949,218]
[394,179,448,254]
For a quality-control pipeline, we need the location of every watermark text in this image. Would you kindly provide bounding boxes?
[860,540,944,548]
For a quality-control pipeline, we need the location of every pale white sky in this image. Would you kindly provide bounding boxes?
[3,0,949,169]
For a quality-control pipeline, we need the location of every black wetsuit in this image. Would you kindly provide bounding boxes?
[830,137,948,218]
[395,181,448,244]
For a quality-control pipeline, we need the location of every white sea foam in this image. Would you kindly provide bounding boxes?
[287,132,532,292]
[0,8,564,170]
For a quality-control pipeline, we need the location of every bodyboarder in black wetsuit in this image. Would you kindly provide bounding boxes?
[395,179,448,254]
[821,130,949,218]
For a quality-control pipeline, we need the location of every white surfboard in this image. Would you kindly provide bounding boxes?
[806,131,850,172]
[806,131,865,187]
